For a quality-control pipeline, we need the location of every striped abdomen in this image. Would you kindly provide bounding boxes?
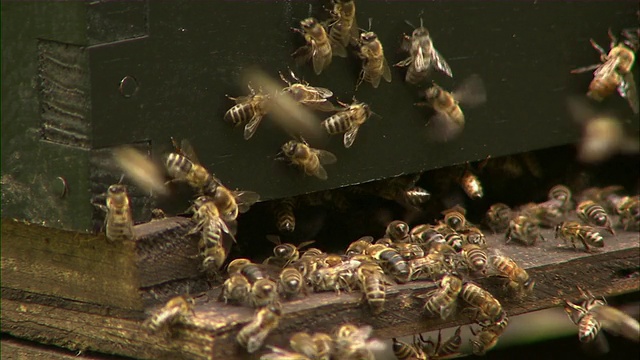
[274,197,296,233]
[106,191,134,241]
[225,102,257,126]
[322,113,352,134]
[578,313,601,342]
[358,263,386,314]
[577,200,613,233]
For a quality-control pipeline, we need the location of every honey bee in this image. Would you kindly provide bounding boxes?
[356,28,392,89]
[395,19,453,85]
[229,259,279,307]
[409,224,446,248]
[264,236,316,268]
[210,184,260,222]
[460,244,488,276]
[112,146,168,196]
[190,195,235,271]
[220,272,251,305]
[460,227,487,246]
[321,100,372,148]
[104,184,135,241]
[459,168,484,200]
[280,70,336,112]
[460,282,504,324]
[356,261,387,314]
[423,274,463,320]
[555,221,604,252]
[333,324,386,360]
[290,332,327,360]
[548,184,573,211]
[278,267,306,299]
[421,327,463,359]
[571,29,638,114]
[280,139,337,180]
[442,206,467,231]
[470,314,509,355]
[293,248,325,278]
[394,243,425,260]
[165,138,218,194]
[346,236,374,256]
[519,201,564,228]
[366,174,431,209]
[486,203,513,234]
[367,244,411,282]
[564,287,640,344]
[403,186,432,208]
[577,200,615,235]
[310,258,359,293]
[420,74,486,141]
[505,215,543,246]
[391,337,427,360]
[488,252,534,295]
[273,197,297,233]
[444,233,464,252]
[328,0,358,57]
[292,18,333,75]
[143,295,195,333]
[386,220,411,242]
[616,195,640,231]
[409,250,454,281]
[224,84,272,140]
[237,303,283,353]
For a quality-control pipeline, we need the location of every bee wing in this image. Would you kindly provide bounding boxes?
[394,56,413,68]
[619,72,639,114]
[313,149,337,165]
[570,63,601,74]
[312,164,329,180]
[232,190,261,213]
[310,86,333,99]
[452,74,486,107]
[343,125,360,148]
[413,46,428,72]
[243,114,265,140]
[431,47,453,77]
[292,45,313,66]
[349,18,360,46]
[217,217,237,243]
[311,44,331,75]
[331,42,348,58]
[591,305,640,342]
[176,138,202,165]
[382,57,392,83]
[426,112,464,142]
[307,101,339,112]
[112,146,169,196]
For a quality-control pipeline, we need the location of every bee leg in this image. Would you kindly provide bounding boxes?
[589,39,608,58]
[607,28,618,49]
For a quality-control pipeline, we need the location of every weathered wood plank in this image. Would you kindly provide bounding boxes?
[0,336,133,360]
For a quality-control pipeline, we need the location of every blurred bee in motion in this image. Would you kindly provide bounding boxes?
[237,303,283,353]
[165,138,218,194]
[224,85,272,140]
[263,331,332,360]
[564,287,640,345]
[328,0,358,57]
[395,18,453,85]
[567,97,640,164]
[616,195,640,231]
[356,25,392,89]
[292,18,333,75]
[264,236,316,268]
[548,184,573,211]
[470,314,509,355]
[505,215,544,246]
[279,139,337,180]
[418,74,487,141]
[279,70,336,112]
[220,272,251,305]
[211,183,260,222]
[577,200,615,235]
[100,184,135,241]
[333,324,386,360]
[143,295,195,333]
[113,146,168,197]
[190,195,236,272]
[357,260,388,314]
[321,99,372,148]
[571,29,638,114]
[460,282,504,324]
[488,251,534,295]
[423,273,463,320]
[555,221,604,252]
[272,197,297,233]
[456,158,489,200]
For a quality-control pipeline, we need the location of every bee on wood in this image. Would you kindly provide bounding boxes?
[505,215,544,246]
[488,252,534,295]
[395,18,453,85]
[224,84,272,140]
[571,29,638,114]
[616,195,640,231]
[418,74,487,141]
[555,221,604,252]
[357,261,388,314]
[385,220,411,242]
[367,244,411,283]
[460,282,504,324]
[346,236,374,257]
[220,272,251,305]
[280,70,337,112]
[470,314,509,355]
[333,324,386,360]
[423,274,463,320]
[264,236,316,268]
[228,259,279,307]
[442,205,467,231]
[292,18,333,75]
[278,267,307,299]
[272,197,297,233]
[143,295,195,333]
[460,227,486,247]
[328,0,358,57]
[577,200,615,235]
[356,27,392,89]
[410,224,446,248]
[460,244,489,276]
[409,249,455,281]
[104,184,135,241]
[280,139,337,180]
[393,243,425,260]
[189,195,236,272]
[321,99,372,148]
[165,138,219,194]
[237,303,283,353]
[310,258,360,294]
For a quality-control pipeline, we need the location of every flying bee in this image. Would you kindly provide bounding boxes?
[555,221,604,252]
[616,195,640,231]
[460,227,486,246]
[112,146,168,196]
[272,197,297,233]
[470,314,509,355]
[328,0,358,57]
[488,252,534,295]
[143,295,195,333]
[571,29,638,114]
[224,84,272,140]
[395,18,453,85]
[459,167,484,200]
[577,200,615,235]
[220,272,251,305]
[564,287,640,345]
[460,282,504,324]
[280,139,337,180]
[104,184,135,241]
[423,274,463,320]
[333,324,386,360]
[505,215,543,246]
[321,99,372,148]
[189,195,235,271]
[292,18,333,75]
[278,267,306,299]
[237,302,283,353]
[460,244,488,276]
[209,183,260,222]
[365,174,431,209]
[442,205,467,231]
[279,70,336,112]
[165,138,218,194]
[357,261,387,314]
[548,184,573,211]
[367,244,411,282]
[356,28,392,89]
[346,236,374,257]
[386,220,411,242]
[418,74,487,141]
[264,236,316,268]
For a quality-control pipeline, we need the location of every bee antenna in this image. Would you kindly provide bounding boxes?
[307,3,312,17]
[404,19,415,29]
[117,174,125,184]
[368,17,373,31]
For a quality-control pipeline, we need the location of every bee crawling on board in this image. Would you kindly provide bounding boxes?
[327,0,359,58]
[576,200,615,235]
[505,215,544,246]
[94,182,135,242]
[237,302,283,353]
[355,20,392,89]
[571,28,638,114]
[292,17,333,75]
[278,138,337,180]
[188,195,236,273]
[555,221,605,252]
[143,295,195,334]
[321,98,373,148]
[263,235,316,268]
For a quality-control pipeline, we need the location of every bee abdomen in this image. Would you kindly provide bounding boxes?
[322,116,351,134]
[225,103,255,125]
[578,313,601,342]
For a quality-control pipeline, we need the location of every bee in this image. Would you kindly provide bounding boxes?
[555,221,604,252]
[548,184,573,211]
[357,261,387,314]
[395,19,453,85]
[460,227,486,246]
[229,259,279,307]
[505,215,543,246]
[459,168,484,200]
[280,70,336,112]
[460,244,488,276]
[470,314,509,355]
[386,220,411,242]
[280,139,337,180]
[419,75,487,141]
[366,174,430,209]
[237,303,283,353]
[564,287,640,344]
[423,274,463,320]
[577,200,615,235]
[367,244,411,282]
[333,324,386,360]
[278,267,306,299]
[409,224,446,248]
[311,258,359,293]
[519,201,564,228]
[442,206,467,231]
[293,248,325,278]
[394,243,425,260]
[409,251,454,281]
[571,29,638,114]
[224,84,272,140]
[488,252,534,294]
[190,195,235,271]
[421,327,463,359]
[165,138,218,194]
[104,184,135,241]
[616,195,640,231]
[460,282,504,324]
[220,272,251,305]
[328,0,358,57]
[292,18,333,75]
[264,236,316,268]
[311,333,333,360]
[143,295,195,333]
[290,332,325,360]
[444,233,464,252]
[346,236,374,257]
[403,186,432,208]
[210,184,260,222]
[321,100,372,148]
[112,146,168,196]
[272,197,297,233]
[391,337,427,360]
[486,203,513,234]
[356,29,392,89]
